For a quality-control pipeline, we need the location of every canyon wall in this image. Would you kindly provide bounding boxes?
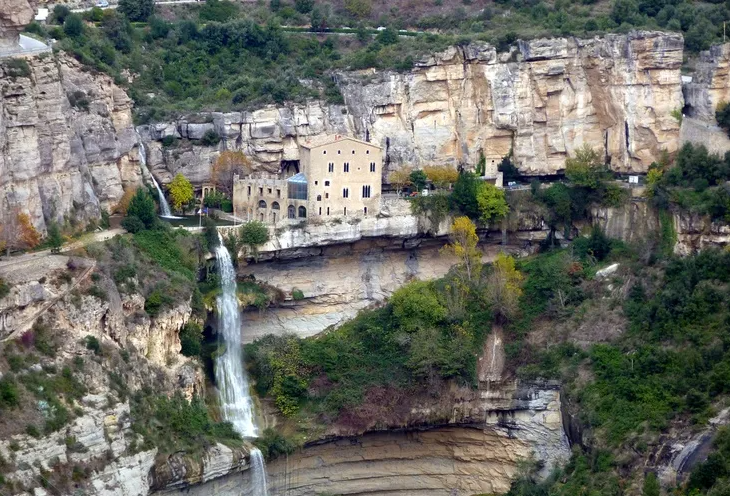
[0,54,138,234]
[141,31,684,188]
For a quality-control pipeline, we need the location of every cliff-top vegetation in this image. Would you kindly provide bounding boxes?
[25,0,726,121]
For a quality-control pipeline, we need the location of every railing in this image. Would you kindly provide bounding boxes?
[0,36,51,59]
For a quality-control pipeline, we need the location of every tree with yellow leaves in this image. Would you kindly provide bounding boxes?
[487,252,524,322]
[424,165,459,190]
[442,216,481,282]
[212,151,252,196]
[168,173,194,213]
[388,167,412,195]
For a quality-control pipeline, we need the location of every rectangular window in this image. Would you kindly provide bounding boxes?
[325,193,329,199]
[328,162,334,173]
[248,186,251,196]
[370,162,376,172]
[343,188,349,198]
[276,189,281,198]
[364,207,368,216]
[259,187,263,196]
[344,207,347,216]
[327,207,330,215]
[344,162,349,173]
[319,207,322,215]
[362,185,371,198]
[325,180,330,186]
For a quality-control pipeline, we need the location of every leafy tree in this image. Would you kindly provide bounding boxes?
[240,221,270,261]
[212,151,251,196]
[642,472,660,496]
[47,221,63,254]
[487,252,524,322]
[476,182,509,224]
[118,0,154,22]
[199,0,239,22]
[390,280,447,332]
[410,169,428,192]
[442,216,481,282]
[344,0,372,17]
[388,167,412,195]
[376,27,399,45]
[18,213,40,251]
[294,0,314,13]
[718,102,730,138]
[179,321,203,357]
[476,151,486,176]
[499,156,521,183]
[565,145,610,189]
[611,0,639,24]
[123,187,158,232]
[52,5,71,24]
[270,0,281,11]
[168,173,194,213]
[423,165,459,190]
[63,14,84,38]
[450,172,481,219]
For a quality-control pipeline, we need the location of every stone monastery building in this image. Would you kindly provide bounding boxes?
[233,136,382,224]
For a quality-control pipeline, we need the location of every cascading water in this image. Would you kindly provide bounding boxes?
[213,233,269,495]
[135,132,180,219]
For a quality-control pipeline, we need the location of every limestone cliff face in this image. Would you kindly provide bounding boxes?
[0,53,137,233]
[141,31,683,184]
[0,0,34,49]
[684,43,730,121]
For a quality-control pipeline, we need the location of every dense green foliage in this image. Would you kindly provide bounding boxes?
[247,275,493,421]
[130,391,240,454]
[122,188,159,233]
[0,278,9,299]
[239,220,270,260]
[179,321,204,357]
[650,143,730,222]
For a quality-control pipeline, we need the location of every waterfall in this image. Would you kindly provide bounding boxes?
[214,232,257,437]
[213,233,269,495]
[249,448,269,496]
[135,132,179,219]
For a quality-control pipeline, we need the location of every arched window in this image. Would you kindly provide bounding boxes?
[298,206,307,218]
[258,200,267,209]
[272,202,280,210]
[316,195,322,201]
[288,205,295,219]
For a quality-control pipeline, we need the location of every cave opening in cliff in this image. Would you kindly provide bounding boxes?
[281,160,300,177]
[682,103,695,118]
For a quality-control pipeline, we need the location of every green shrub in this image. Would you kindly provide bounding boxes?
[0,278,10,299]
[0,376,20,409]
[145,286,175,316]
[200,129,221,146]
[84,335,101,355]
[179,321,203,357]
[26,425,41,438]
[3,58,32,79]
[292,288,305,300]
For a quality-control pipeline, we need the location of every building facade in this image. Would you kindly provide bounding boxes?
[233,136,382,224]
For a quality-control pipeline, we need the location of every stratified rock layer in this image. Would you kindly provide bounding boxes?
[142,31,683,183]
[0,54,137,233]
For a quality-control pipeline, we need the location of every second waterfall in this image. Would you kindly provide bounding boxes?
[214,233,269,495]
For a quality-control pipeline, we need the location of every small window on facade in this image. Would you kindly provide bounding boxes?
[344,162,349,173]
[267,188,271,194]
[337,150,341,155]
[325,180,330,186]
[288,205,295,218]
[344,207,347,216]
[298,206,307,218]
[323,150,327,155]
[327,207,330,215]
[352,150,355,154]
[366,150,370,155]
[343,188,349,198]
[370,162,376,172]
[259,200,267,209]
[328,162,334,173]
[315,181,318,185]
[364,207,368,216]
[259,187,263,196]
[277,189,281,198]
[362,185,371,198]
[319,207,322,215]
[248,186,251,196]
[317,195,322,201]
[325,193,329,199]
